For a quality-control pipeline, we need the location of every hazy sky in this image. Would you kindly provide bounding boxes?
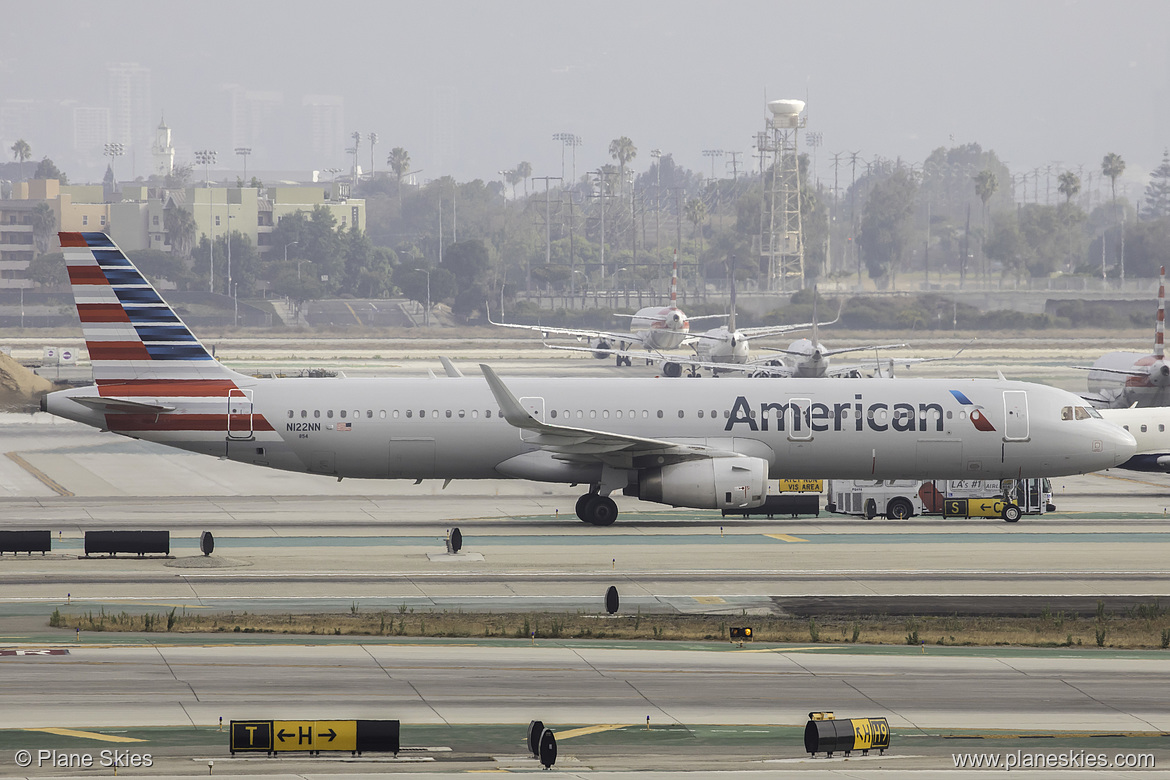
[3,0,1167,191]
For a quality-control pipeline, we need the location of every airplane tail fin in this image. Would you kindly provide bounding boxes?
[60,231,246,391]
[1156,265,1165,361]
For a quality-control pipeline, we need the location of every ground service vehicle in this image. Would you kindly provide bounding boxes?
[826,478,1053,522]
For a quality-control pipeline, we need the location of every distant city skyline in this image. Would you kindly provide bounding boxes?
[1,0,1166,196]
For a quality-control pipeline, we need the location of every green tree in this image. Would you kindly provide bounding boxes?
[165,163,193,189]
[684,197,707,256]
[33,157,66,183]
[516,161,532,196]
[504,168,522,200]
[387,147,411,204]
[1058,170,1081,205]
[1102,152,1126,214]
[973,169,998,282]
[30,202,56,255]
[1143,149,1170,220]
[609,136,637,197]
[858,167,918,287]
[28,251,66,287]
[10,139,30,180]
[164,205,197,259]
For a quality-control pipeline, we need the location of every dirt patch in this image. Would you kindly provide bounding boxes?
[0,352,53,411]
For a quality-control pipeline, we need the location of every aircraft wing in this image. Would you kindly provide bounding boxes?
[735,307,843,341]
[479,364,744,467]
[1071,365,1148,377]
[489,317,643,347]
[541,343,793,377]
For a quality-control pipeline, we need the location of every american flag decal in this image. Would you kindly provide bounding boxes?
[337,422,352,431]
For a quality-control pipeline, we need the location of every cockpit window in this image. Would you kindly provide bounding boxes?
[1087,407,1102,419]
[1074,407,1091,420]
[1061,406,1074,421]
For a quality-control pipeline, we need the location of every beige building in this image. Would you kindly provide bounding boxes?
[0,178,364,288]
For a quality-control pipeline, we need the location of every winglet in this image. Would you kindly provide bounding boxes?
[480,364,539,428]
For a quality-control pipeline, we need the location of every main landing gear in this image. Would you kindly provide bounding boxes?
[575,492,618,526]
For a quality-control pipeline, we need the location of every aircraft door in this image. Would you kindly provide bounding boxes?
[227,388,254,440]
[787,398,812,441]
[1003,391,1029,441]
[519,397,545,442]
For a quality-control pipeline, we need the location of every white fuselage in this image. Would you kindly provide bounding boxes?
[1098,406,1170,471]
[629,306,690,351]
[47,375,1134,484]
[694,326,752,364]
[784,338,834,377]
[1088,351,1170,408]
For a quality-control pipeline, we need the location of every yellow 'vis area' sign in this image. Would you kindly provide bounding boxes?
[776,479,823,493]
[273,720,357,752]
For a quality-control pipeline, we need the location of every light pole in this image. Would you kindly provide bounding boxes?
[194,149,217,293]
[701,149,724,181]
[552,133,581,187]
[234,147,251,184]
[421,268,432,328]
[285,241,298,266]
[103,142,124,194]
[226,213,236,299]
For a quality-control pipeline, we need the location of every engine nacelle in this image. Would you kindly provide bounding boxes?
[592,339,611,359]
[637,457,768,510]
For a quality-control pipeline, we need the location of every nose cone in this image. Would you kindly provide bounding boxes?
[1103,422,1138,467]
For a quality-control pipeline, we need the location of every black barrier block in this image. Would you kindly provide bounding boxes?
[0,530,50,555]
[230,720,273,754]
[84,530,169,557]
[200,531,214,556]
[355,719,399,756]
[605,586,619,614]
[805,716,891,757]
[721,494,820,518]
[527,720,544,757]
[538,728,557,769]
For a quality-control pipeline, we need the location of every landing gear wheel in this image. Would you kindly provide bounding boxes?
[886,498,914,520]
[575,493,597,523]
[586,496,619,526]
[1002,504,1022,523]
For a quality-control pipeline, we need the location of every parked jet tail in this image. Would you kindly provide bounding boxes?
[60,231,248,395]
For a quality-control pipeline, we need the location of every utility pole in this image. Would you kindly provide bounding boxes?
[849,151,860,287]
[727,151,742,182]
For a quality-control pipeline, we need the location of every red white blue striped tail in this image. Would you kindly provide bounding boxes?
[60,231,246,393]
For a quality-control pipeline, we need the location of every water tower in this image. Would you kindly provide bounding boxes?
[756,99,805,290]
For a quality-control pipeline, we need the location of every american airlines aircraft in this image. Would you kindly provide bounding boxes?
[44,232,1136,525]
[1077,266,1170,408]
[490,255,723,365]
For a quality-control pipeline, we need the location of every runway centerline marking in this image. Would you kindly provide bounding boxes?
[764,534,808,543]
[28,728,145,743]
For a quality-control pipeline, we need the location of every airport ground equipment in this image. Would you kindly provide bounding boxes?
[229,719,399,756]
[722,493,819,518]
[804,712,890,757]
[0,530,50,555]
[83,530,169,557]
[605,586,619,614]
[826,478,1052,521]
[527,721,545,757]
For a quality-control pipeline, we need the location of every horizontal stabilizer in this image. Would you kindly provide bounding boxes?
[70,396,176,414]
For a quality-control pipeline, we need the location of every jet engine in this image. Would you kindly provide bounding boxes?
[592,339,612,359]
[636,457,768,510]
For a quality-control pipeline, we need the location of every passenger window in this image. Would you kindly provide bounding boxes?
[576,410,583,419]
[711,410,717,419]
[486,410,492,418]
[657,410,663,418]
[471,410,478,419]
[445,410,452,418]
[1061,406,1074,421]
[314,410,321,418]
[641,410,648,418]
[406,410,412,418]
[379,410,386,419]
[551,410,558,419]
[392,410,399,419]
[564,410,570,419]
[590,410,597,419]
[367,410,373,418]
[287,410,293,418]
[340,410,346,418]
[1161,424,1166,433]
[724,410,730,418]
[946,410,953,419]
[698,410,704,418]
[458,410,466,418]
[419,410,425,418]
[603,410,610,419]
[354,410,359,419]
[615,410,621,419]
[1142,424,1148,433]
[301,410,307,418]
[678,410,685,418]
[628,410,634,418]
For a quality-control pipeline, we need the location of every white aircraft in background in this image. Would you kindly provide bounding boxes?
[1077,266,1170,408]
[44,232,1135,526]
[490,255,724,366]
[1097,405,1170,471]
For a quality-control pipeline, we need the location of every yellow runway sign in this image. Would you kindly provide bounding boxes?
[273,720,357,752]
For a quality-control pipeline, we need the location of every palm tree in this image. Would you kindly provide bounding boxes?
[10,139,31,181]
[505,169,522,200]
[1101,152,1126,278]
[609,136,637,198]
[1057,170,1081,205]
[684,197,707,258]
[387,147,411,205]
[30,202,56,255]
[164,205,197,258]
[973,169,998,283]
[516,161,532,196]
